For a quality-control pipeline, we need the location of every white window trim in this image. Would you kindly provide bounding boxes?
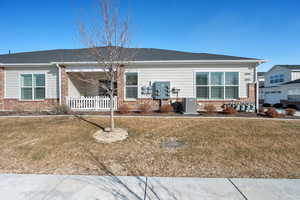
[194,71,240,101]
[19,72,47,101]
[124,71,139,101]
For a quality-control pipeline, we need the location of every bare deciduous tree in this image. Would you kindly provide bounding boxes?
[78,0,134,131]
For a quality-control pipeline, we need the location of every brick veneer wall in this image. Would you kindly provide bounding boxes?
[0,67,4,111]
[116,66,125,107]
[60,65,68,104]
[3,99,59,111]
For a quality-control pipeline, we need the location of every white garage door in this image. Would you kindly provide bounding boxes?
[264,93,281,105]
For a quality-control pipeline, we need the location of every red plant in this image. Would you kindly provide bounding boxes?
[259,106,265,113]
[140,103,152,114]
[160,104,174,113]
[204,104,217,114]
[119,104,130,114]
[223,107,237,115]
[285,108,296,116]
[265,107,279,118]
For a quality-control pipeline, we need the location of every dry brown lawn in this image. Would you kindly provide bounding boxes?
[0,116,299,178]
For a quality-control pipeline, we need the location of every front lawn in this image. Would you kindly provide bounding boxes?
[0,116,299,178]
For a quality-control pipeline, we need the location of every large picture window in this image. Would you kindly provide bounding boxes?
[125,72,138,99]
[21,74,46,100]
[196,72,239,99]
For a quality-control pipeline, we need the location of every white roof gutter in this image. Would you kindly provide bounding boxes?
[0,59,267,66]
[0,63,53,67]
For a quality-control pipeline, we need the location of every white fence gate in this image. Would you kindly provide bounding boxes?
[66,96,118,111]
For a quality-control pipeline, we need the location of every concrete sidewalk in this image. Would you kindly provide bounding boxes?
[0,174,299,200]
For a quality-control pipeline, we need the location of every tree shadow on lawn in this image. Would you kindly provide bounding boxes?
[72,147,182,200]
[74,115,105,131]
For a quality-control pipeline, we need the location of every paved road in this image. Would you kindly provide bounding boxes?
[0,174,299,200]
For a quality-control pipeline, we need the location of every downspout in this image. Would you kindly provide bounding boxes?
[254,63,259,113]
[55,64,62,105]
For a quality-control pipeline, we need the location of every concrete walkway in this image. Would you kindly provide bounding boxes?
[0,174,299,200]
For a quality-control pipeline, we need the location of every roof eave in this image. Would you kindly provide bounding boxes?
[0,59,267,66]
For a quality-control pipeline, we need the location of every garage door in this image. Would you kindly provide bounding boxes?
[264,93,281,105]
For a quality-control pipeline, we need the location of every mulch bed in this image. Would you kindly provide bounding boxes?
[0,110,299,119]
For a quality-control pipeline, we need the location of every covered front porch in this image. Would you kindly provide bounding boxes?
[60,65,122,111]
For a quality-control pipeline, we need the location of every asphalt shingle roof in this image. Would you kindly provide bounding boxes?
[275,65,300,70]
[0,47,261,64]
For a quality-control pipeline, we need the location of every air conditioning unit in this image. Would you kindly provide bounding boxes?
[183,98,198,115]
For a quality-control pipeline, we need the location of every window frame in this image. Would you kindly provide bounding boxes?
[195,71,240,100]
[124,71,139,101]
[270,74,284,83]
[19,73,47,101]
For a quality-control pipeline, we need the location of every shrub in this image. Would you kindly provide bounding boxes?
[262,103,271,107]
[273,103,283,108]
[171,102,183,113]
[160,104,174,113]
[119,104,130,114]
[286,104,298,110]
[265,107,279,118]
[259,106,265,113]
[285,108,296,116]
[223,107,237,115]
[51,104,70,115]
[140,103,152,114]
[204,104,217,114]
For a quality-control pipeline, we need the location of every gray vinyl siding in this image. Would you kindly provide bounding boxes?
[264,66,291,87]
[125,63,255,99]
[4,66,58,99]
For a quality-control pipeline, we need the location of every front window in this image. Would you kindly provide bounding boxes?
[196,72,239,100]
[21,74,46,100]
[270,74,284,83]
[125,72,138,99]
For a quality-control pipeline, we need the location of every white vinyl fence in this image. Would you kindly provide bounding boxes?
[66,96,118,111]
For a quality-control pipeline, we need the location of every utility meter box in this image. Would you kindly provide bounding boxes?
[152,81,170,99]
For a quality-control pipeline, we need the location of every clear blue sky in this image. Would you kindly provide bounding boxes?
[0,0,299,71]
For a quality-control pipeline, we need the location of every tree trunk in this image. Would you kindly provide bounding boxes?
[110,75,115,132]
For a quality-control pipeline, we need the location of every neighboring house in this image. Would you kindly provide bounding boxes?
[257,72,265,86]
[0,47,265,112]
[261,65,300,107]
[258,72,265,103]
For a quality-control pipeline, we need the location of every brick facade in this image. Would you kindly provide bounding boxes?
[0,67,4,111]
[116,66,125,107]
[60,65,69,104]
[3,99,58,111]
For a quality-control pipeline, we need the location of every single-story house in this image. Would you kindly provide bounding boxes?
[0,47,266,112]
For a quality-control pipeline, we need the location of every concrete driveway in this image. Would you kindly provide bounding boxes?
[0,174,299,200]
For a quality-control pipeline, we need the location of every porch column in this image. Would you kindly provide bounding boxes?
[60,65,69,105]
[117,66,125,107]
[248,83,256,103]
[0,67,4,110]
